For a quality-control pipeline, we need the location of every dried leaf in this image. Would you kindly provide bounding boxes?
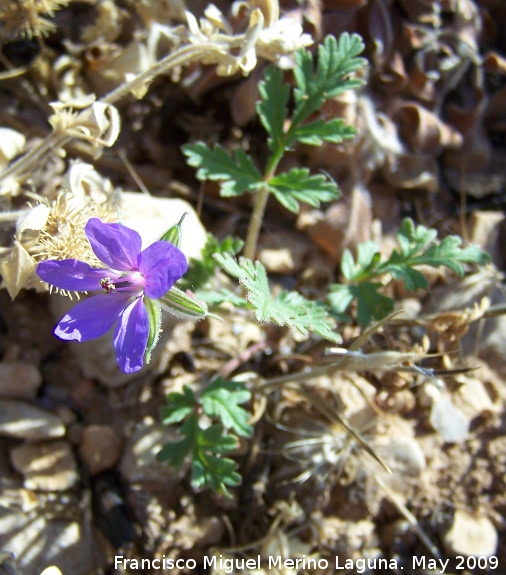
[0,241,36,299]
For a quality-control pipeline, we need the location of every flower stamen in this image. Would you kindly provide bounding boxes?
[100,277,116,293]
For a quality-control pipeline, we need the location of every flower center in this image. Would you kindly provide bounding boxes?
[100,271,146,295]
[100,277,115,293]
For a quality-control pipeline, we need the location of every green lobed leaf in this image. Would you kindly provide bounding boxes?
[292,34,366,126]
[340,242,381,281]
[267,168,339,213]
[157,413,198,468]
[329,282,394,326]
[157,413,242,496]
[192,450,242,495]
[182,142,262,197]
[201,377,253,437]
[257,65,290,154]
[215,254,341,342]
[160,385,196,424]
[412,236,491,274]
[293,119,357,146]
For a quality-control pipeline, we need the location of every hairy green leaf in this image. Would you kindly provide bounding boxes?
[215,254,341,342]
[267,168,339,213]
[182,142,262,196]
[293,119,356,146]
[160,385,196,424]
[201,377,253,437]
[292,34,366,126]
[257,65,290,154]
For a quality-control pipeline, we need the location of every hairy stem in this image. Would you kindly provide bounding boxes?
[243,183,270,260]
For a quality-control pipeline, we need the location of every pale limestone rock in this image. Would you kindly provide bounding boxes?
[0,362,42,399]
[10,440,78,491]
[257,230,308,274]
[0,400,65,440]
[79,424,122,475]
[442,511,498,557]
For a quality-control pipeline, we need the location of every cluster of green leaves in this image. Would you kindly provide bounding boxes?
[328,219,491,325]
[182,33,365,213]
[157,377,252,496]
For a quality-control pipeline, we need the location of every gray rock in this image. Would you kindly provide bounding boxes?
[0,400,65,440]
[10,440,78,491]
[0,362,42,399]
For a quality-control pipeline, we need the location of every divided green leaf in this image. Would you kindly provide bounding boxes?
[292,34,366,126]
[160,385,196,424]
[328,283,394,326]
[268,168,339,213]
[215,253,341,342]
[182,142,262,197]
[293,119,357,146]
[329,218,490,325]
[201,377,253,437]
[257,65,290,154]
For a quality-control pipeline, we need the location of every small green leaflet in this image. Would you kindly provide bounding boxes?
[257,65,290,154]
[201,377,253,437]
[267,168,339,213]
[328,283,394,326]
[215,253,341,343]
[292,33,366,126]
[182,142,262,197]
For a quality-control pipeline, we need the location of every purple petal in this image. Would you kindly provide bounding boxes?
[113,297,149,373]
[85,218,142,272]
[37,260,118,291]
[137,241,188,299]
[54,293,132,341]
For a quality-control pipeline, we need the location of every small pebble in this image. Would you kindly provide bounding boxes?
[10,440,78,491]
[79,424,122,475]
[0,400,65,440]
[0,362,42,399]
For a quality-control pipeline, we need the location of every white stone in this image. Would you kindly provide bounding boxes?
[442,511,498,557]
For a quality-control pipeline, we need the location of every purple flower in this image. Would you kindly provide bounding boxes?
[37,218,188,373]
